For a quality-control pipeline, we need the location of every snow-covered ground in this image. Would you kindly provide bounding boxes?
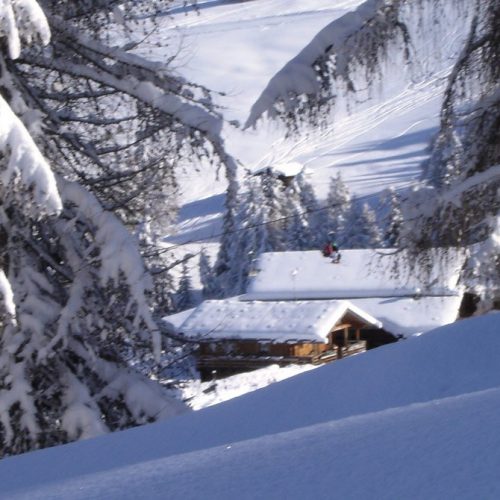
[1,3,492,497]
[183,363,316,410]
[2,313,499,498]
[140,0,449,248]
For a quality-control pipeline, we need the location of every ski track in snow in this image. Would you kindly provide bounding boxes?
[168,0,360,31]
[170,8,355,34]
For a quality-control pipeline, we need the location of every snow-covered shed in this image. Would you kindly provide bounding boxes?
[243,249,465,338]
[175,299,382,379]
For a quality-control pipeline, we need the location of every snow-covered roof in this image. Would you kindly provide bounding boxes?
[242,250,464,336]
[244,249,462,300]
[162,307,196,335]
[348,296,463,337]
[177,299,381,343]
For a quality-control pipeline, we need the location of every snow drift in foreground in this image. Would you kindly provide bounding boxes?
[1,313,500,499]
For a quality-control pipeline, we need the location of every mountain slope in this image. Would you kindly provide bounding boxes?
[143,0,451,245]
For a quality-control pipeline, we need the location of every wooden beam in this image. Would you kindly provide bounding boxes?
[330,323,352,333]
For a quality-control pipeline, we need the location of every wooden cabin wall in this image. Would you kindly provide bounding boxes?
[200,340,333,358]
[292,343,329,357]
[200,340,296,357]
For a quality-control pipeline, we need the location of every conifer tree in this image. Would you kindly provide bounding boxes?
[325,173,352,245]
[294,171,321,247]
[285,204,312,251]
[260,169,287,252]
[379,187,403,248]
[199,248,217,299]
[176,261,194,312]
[344,201,382,249]
[215,173,269,297]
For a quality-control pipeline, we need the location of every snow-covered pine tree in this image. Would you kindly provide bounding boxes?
[214,172,269,297]
[149,249,178,317]
[292,171,321,248]
[260,168,287,252]
[175,261,194,312]
[379,187,403,248]
[212,167,240,295]
[285,209,312,251]
[325,173,352,246]
[0,0,193,458]
[199,248,218,299]
[344,201,382,249]
[9,0,239,300]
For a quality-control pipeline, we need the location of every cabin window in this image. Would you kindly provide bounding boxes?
[259,343,271,354]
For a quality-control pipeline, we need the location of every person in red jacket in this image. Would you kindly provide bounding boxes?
[322,240,341,263]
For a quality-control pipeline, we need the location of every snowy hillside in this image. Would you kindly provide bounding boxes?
[2,0,497,470]
[2,313,499,499]
[145,0,452,247]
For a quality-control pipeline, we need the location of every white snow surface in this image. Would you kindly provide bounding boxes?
[347,295,463,337]
[150,0,441,245]
[245,249,462,299]
[175,298,381,342]
[1,313,500,499]
[242,249,464,336]
[146,0,472,249]
[184,363,317,411]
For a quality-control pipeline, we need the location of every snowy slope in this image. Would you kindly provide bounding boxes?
[2,313,499,498]
[141,0,455,247]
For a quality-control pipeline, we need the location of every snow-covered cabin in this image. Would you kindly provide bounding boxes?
[243,249,465,338]
[171,299,381,379]
[165,249,465,379]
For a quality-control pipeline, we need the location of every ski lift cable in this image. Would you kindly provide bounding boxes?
[152,190,396,254]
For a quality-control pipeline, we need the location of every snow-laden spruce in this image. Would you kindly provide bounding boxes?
[10,0,240,315]
[400,1,500,302]
[0,0,187,458]
[213,168,325,298]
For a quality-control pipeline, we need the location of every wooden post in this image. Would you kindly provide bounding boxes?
[356,328,360,342]
[344,327,348,350]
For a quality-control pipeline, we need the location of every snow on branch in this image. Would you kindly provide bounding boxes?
[59,180,161,358]
[0,0,50,59]
[0,269,16,318]
[44,57,222,139]
[441,166,500,207]
[0,95,62,214]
